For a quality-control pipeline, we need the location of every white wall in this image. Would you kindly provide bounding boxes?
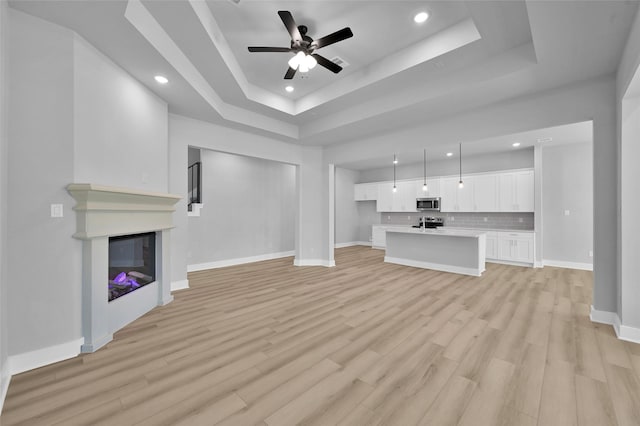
[325,76,618,314]
[0,0,9,412]
[169,114,328,287]
[6,9,169,371]
[335,167,360,245]
[7,10,81,357]
[542,143,593,267]
[617,6,640,336]
[73,36,169,192]
[358,149,534,183]
[187,150,296,266]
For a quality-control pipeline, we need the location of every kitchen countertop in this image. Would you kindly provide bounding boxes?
[373,224,534,233]
[386,227,486,238]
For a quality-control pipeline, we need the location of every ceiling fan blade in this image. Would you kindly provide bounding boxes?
[278,11,302,42]
[248,47,292,53]
[284,67,297,79]
[312,54,343,73]
[312,27,353,49]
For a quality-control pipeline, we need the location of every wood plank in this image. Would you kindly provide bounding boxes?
[538,359,577,426]
[2,247,639,426]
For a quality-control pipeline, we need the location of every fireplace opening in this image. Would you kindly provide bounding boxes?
[108,232,156,302]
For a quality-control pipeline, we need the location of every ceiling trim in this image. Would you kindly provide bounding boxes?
[295,18,481,115]
[189,0,297,115]
[124,0,298,139]
[191,4,481,117]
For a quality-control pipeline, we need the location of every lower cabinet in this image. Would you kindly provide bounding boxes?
[486,232,498,259]
[372,225,408,249]
[492,231,534,264]
[372,226,386,249]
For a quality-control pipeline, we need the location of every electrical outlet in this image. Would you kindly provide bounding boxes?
[519,218,523,223]
[407,216,411,220]
[483,217,488,222]
[450,216,455,221]
[589,250,593,257]
[387,215,391,220]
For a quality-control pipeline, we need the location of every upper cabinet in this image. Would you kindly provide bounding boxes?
[472,174,499,212]
[498,171,534,212]
[440,176,474,212]
[355,169,534,213]
[354,183,378,201]
[376,181,417,212]
[415,178,441,198]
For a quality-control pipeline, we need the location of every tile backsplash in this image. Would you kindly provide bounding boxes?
[380,212,534,230]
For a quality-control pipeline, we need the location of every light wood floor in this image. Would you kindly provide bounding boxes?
[2,246,640,425]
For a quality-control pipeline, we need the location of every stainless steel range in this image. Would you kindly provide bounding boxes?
[415,216,444,228]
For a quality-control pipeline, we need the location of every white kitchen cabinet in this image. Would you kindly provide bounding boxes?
[440,176,473,212]
[440,177,458,212]
[376,181,418,212]
[415,178,441,198]
[354,183,378,201]
[498,171,534,212]
[485,232,498,259]
[496,231,534,263]
[472,174,498,212]
[372,225,407,248]
[372,226,386,249]
[377,183,394,212]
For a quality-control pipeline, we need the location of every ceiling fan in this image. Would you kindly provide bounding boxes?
[248,10,353,80]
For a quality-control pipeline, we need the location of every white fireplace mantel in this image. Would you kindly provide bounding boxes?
[67,183,181,239]
[67,183,181,353]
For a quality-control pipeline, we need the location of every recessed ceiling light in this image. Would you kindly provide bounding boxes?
[512,142,521,147]
[285,85,294,93]
[446,152,453,157]
[414,11,429,23]
[154,75,168,84]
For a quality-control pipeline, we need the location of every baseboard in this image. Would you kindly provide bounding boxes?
[384,256,482,277]
[617,321,640,344]
[334,241,371,248]
[543,259,593,271]
[81,333,112,354]
[9,337,84,375]
[171,279,189,292]
[0,365,10,415]
[590,306,640,344]
[293,259,335,267]
[486,259,534,268]
[590,305,617,325]
[188,251,295,272]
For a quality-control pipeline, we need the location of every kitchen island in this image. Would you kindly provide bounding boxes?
[384,228,487,276]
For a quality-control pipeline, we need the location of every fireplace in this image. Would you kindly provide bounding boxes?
[67,183,181,352]
[108,232,156,302]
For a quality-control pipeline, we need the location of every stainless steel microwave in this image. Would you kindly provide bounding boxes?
[417,197,441,211]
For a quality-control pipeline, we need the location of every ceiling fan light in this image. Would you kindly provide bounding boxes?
[299,63,309,73]
[305,54,317,69]
[288,51,305,70]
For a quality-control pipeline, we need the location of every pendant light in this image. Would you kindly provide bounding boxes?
[392,154,398,192]
[458,143,464,189]
[422,149,428,192]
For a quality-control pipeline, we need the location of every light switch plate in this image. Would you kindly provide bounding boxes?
[50,204,63,218]
[564,210,570,216]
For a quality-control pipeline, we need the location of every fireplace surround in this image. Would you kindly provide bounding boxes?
[67,184,180,352]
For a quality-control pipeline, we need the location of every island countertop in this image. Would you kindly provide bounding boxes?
[385,227,487,238]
